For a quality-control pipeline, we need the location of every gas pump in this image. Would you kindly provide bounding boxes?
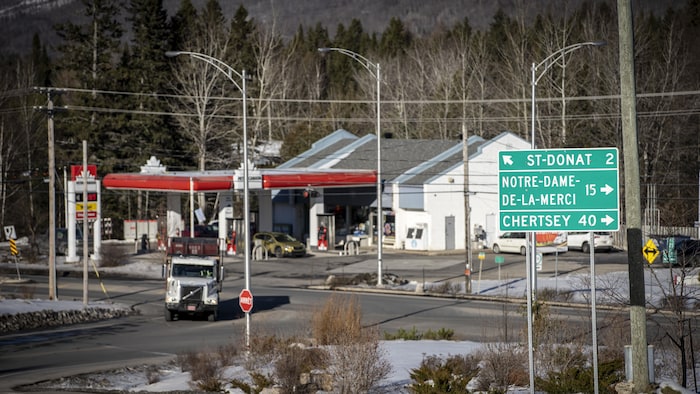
[227,230,237,255]
[318,224,328,251]
[315,214,335,251]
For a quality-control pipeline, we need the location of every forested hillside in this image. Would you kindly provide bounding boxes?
[0,0,697,246]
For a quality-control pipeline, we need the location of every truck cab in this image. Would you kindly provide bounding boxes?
[163,237,225,321]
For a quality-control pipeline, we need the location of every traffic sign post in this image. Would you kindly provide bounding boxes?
[239,288,253,313]
[499,148,619,232]
[643,239,659,264]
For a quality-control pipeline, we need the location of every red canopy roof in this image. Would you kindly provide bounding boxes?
[103,170,376,192]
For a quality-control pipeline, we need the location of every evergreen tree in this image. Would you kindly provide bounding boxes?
[169,0,198,51]
[379,17,411,57]
[31,34,51,87]
[125,0,184,170]
[227,5,256,73]
[53,0,125,167]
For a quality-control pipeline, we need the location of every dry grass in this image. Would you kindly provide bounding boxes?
[311,294,391,393]
[311,294,363,346]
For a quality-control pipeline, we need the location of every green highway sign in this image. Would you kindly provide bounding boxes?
[499,148,619,232]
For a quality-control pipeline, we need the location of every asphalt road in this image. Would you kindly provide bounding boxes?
[0,247,635,393]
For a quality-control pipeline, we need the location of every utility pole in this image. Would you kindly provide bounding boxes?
[33,87,63,301]
[617,0,650,391]
[463,127,472,294]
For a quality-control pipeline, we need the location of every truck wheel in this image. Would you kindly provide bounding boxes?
[208,311,218,322]
[165,308,174,321]
[274,246,283,258]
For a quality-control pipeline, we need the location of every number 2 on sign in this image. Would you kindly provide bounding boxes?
[578,214,597,227]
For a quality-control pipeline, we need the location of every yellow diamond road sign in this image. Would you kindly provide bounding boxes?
[643,239,659,264]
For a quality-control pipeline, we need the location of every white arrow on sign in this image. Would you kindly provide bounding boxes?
[600,184,614,195]
[502,155,513,166]
[601,215,615,226]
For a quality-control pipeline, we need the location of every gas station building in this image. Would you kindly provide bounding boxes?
[102,130,529,253]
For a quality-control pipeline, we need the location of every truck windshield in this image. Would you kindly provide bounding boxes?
[172,264,213,278]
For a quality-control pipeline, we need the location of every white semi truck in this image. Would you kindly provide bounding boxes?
[163,237,224,321]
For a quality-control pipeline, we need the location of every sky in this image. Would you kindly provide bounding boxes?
[2,257,699,393]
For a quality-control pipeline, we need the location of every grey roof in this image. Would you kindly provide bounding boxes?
[279,129,478,184]
[401,136,487,186]
[327,136,460,182]
[278,129,358,169]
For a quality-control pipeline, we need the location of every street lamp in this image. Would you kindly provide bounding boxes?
[530,41,606,149]
[527,40,606,394]
[165,50,252,344]
[318,47,384,286]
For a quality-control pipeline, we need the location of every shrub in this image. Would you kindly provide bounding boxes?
[246,334,288,370]
[19,284,36,299]
[230,372,274,394]
[275,344,329,393]
[326,326,392,394]
[423,328,454,340]
[216,342,239,366]
[474,343,528,392]
[535,358,625,394]
[145,365,161,384]
[384,327,454,341]
[176,343,239,392]
[537,287,574,302]
[98,243,131,267]
[428,280,460,295]
[312,295,391,393]
[384,326,422,340]
[409,354,479,393]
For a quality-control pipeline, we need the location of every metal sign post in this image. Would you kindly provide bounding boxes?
[499,147,620,394]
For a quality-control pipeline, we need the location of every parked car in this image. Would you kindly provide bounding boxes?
[651,235,700,265]
[56,227,90,255]
[492,232,527,255]
[491,231,568,255]
[252,232,306,258]
[567,231,614,253]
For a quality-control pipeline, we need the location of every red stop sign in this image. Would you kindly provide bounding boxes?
[239,289,253,313]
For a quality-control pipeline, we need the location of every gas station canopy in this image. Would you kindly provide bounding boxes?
[102,169,377,192]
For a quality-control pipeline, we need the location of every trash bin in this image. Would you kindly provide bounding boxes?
[140,234,149,253]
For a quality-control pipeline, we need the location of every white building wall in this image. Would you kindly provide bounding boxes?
[389,184,405,249]
[424,174,465,250]
[420,133,530,251]
[400,209,431,250]
[467,133,530,246]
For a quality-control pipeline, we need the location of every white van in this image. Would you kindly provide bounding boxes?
[492,231,568,255]
[567,231,614,253]
[492,232,528,255]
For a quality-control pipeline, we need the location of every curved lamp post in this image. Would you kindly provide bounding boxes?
[530,41,606,149]
[165,50,252,345]
[318,47,384,286]
[526,40,606,394]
